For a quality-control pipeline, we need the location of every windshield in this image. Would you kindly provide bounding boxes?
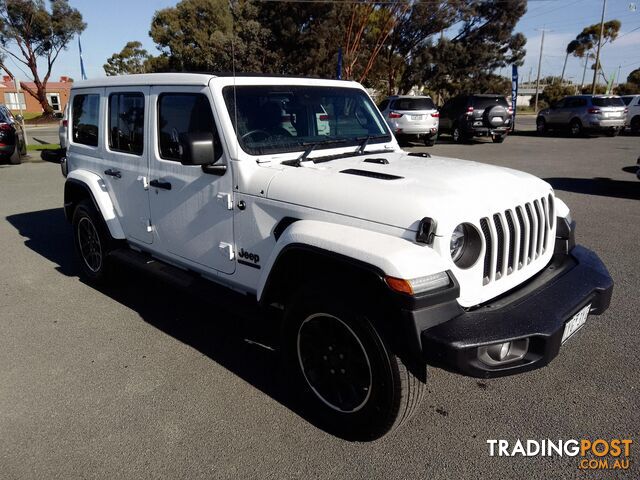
[592,97,625,107]
[391,97,435,111]
[223,85,391,155]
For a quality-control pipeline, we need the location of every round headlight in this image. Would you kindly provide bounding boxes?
[450,223,482,269]
[450,224,467,262]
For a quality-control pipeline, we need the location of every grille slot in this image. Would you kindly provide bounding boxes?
[493,214,505,279]
[479,197,552,286]
[515,206,527,267]
[505,210,516,273]
[480,218,492,284]
[525,203,536,261]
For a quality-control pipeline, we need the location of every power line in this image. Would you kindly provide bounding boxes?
[524,0,583,21]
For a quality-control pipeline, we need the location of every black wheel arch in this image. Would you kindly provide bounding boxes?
[260,243,459,371]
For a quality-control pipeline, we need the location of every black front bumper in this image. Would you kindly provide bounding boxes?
[410,246,613,378]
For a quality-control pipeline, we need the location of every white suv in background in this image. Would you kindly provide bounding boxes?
[621,94,640,134]
[378,95,439,146]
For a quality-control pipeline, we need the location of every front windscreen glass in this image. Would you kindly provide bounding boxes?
[223,85,391,155]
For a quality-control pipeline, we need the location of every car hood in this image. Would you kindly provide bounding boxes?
[265,151,553,234]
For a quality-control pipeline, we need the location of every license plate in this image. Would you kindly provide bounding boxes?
[411,115,423,120]
[605,112,620,118]
[562,304,591,344]
[491,116,503,124]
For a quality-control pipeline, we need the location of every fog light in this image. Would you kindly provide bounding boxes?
[478,338,529,366]
[487,342,511,361]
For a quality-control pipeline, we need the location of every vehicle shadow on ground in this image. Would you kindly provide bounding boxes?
[544,177,640,201]
[5,207,331,437]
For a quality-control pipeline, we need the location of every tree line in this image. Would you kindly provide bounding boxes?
[104,0,528,99]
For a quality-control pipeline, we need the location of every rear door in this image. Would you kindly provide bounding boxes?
[148,85,235,274]
[102,86,153,244]
[546,98,567,125]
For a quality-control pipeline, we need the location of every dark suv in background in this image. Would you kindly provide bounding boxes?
[0,105,26,164]
[438,94,512,143]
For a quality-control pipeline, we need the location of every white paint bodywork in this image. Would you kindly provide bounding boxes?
[66,169,125,239]
[65,73,570,308]
[255,220,449,300]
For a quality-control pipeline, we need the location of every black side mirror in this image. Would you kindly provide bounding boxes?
[179,132,226,175]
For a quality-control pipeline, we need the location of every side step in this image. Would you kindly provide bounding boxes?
[108,248,270,324]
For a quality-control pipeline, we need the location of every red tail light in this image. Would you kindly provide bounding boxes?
[465,106,474,116]
[431,112,440,118]
[318,114,329,121]
[0,122,12,131]
[508,107,514,115]
[61,119,68,127]
[388,112,403,119]
[624,108,629,114]
[588,107,601,114]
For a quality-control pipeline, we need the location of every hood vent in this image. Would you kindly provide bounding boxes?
[363,157,389,165]
[340,169,403,180]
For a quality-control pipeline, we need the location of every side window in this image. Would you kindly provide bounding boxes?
[158,93,221,162]
[72,94,100,147]
[378,99,389,111]
[109,93,145,155]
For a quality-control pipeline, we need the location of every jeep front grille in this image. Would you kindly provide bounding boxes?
[480,197,553,285]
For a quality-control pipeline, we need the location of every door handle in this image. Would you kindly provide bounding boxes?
[104,168,121,179]
[150,179,172,190]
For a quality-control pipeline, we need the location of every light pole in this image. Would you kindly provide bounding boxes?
[534,29,549,113]
[591,0,607,94]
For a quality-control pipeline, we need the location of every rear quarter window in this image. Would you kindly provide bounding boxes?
[72,94,100,147]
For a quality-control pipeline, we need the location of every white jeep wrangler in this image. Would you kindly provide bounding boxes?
[61,74,613,440]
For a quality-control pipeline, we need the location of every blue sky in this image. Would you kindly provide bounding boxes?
[7,0,640,86]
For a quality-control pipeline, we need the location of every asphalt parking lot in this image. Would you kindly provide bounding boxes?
[1,117,638,479]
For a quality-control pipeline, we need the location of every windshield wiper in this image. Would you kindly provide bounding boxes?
[356,134,389,155]
[283,138,349,167]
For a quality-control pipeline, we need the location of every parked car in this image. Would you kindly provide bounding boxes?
[378,95,439,146]
[536,95,627,137]
[438,94,512,143]
[59,104,68,149]
[621,94,640,135]
[0,104,27,164]
[61,73,612,441]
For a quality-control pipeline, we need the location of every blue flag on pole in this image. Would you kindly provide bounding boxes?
[78,36,87,80]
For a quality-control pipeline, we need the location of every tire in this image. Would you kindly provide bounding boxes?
[424,137,436,147]
[72,199,116,284]
[452,124,464,143]
[630,116,640,135]
[284,287,427,441]
[492,134,505,143]
[569,119,583,138]
[8,146,21,165]
[536,117,547,136]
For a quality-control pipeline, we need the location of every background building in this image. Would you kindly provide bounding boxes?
[0,76,73,115]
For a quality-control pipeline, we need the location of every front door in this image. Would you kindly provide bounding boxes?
[148,86,235,274]
[102,87,153,244]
